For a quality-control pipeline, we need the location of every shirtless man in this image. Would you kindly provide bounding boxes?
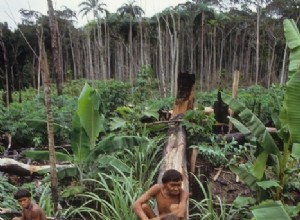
[132,169,189,220]
[12,189,47,220]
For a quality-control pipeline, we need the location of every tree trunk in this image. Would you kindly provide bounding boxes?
[157,73,195,219]
[40,43,59,213]
[157,16,167,97]
[255,4,260,85]
[0,39,10,106]
[47,0,63,95]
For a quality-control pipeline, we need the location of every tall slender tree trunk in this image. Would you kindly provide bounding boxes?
[157,15,166,97]
[0,39,10,106]
[86,32,94,81]
[200,12,205,91]
[40,43,59,214]
[47,0,63,95]
[280,44,288,85]
[255,4,260,85]
[68,28,77,79]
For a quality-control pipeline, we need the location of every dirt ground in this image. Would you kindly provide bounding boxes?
[189,156,252,204]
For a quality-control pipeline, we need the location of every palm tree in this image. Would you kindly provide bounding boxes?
[117,0,144,85]
[79,0,107,19]
[79,0,108,80]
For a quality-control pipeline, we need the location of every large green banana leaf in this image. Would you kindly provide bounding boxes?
[77,83,105,149]
[71,112,92,162]
[223,94,280,179]
[87,135,149,161]
[223,95,279,156]
[24,150,71,162]
[251,200,291,220]
[282,19,300,158]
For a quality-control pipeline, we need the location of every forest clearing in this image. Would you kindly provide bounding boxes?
[1,0,300,219]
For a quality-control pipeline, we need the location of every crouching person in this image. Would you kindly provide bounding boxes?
[12,188,47,220]
[132,169,189,220]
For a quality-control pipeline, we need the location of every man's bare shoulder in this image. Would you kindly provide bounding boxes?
[147,184,163,196]
[32,203,43,212]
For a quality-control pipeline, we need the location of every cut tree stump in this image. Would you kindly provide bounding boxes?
[157,72,195,219]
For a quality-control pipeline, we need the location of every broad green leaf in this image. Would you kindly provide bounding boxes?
[71,112,91,162]
[230,164,257,190]
[24,150,71,162]
[56,167,79,181]
[291,143,300,159]
[233,196,256,209]
[142,109,159,120]
[109,117,127,131]
[285,70,300,143]
[239,109,279,155]
[223,94,279,155]
[251,200,291,220]
[228,117,251,137]
[251,152,268,180]
[222,94,246,113]
[283,19,300,144]
[61,185,85,198]
[96,155,131,173]
[77,83,104,148]
[256,180,281,190]
[87,135,149,161]
[284,19,300,50]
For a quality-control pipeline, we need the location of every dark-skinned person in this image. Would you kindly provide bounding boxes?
[12,188,47,220]
[132,169,189,220]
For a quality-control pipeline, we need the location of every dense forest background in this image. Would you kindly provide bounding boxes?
[1,0,300,101]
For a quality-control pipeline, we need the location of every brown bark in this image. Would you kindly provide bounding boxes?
[170,73,195,119]
[157,72,195,219]
[40,42,59,213]
[47,0,63,95]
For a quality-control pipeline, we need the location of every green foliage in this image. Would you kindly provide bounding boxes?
[190,174,230,220]
[0,176,18,211]
[61,138,161,220]
[182,108,216,145]
[191,137,238,167]
[93,80,131,116]
[0,90,77,148]
[133,65,159,103]
[238,85,284,125]
[216,20,300,218]
[110,104,160,136]
[251,200,291,220]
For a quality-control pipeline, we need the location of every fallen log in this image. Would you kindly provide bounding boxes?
[0,158,73,176]
[157,72,195,219]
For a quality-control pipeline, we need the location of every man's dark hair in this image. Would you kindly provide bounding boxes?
[162,169,182,184]
[14,189,31,200]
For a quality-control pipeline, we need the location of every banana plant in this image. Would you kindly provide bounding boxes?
[223,19,300,219]
[25,83,149,180]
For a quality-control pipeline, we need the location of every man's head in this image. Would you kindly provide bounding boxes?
[14,189,32,209]
[162,169,182,184]
[162,169,183,196]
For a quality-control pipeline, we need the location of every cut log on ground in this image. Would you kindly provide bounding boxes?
[0,158,73,176]
[157,72,195,219]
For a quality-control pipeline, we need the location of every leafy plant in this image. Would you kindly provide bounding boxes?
[190,174,230,220]
[133,65,158,103]
[190,137,238,167]
[62,138,162,220]
[182,108,216,145]
[221,18,300,219]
